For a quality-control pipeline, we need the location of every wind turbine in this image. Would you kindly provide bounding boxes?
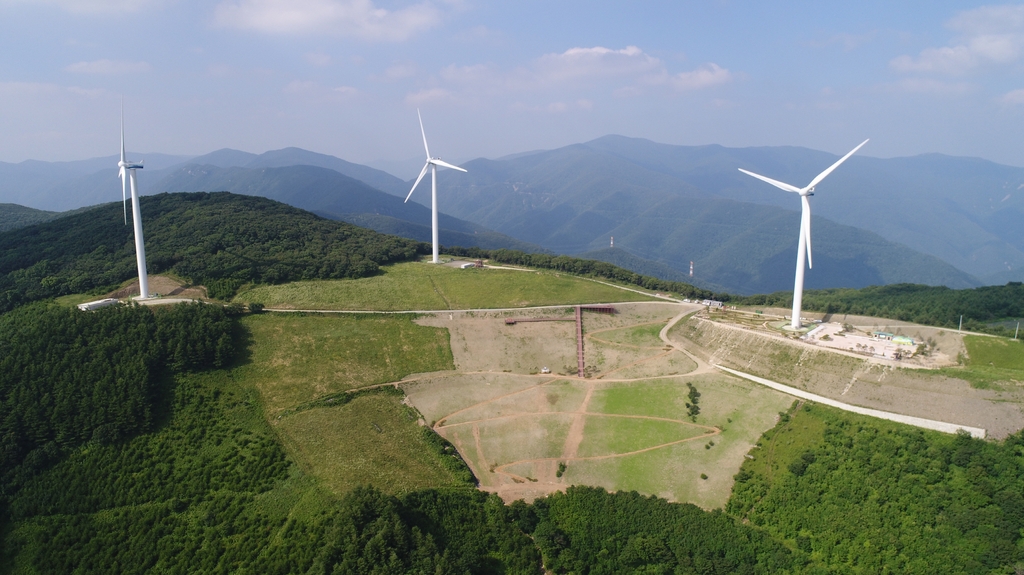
[738,139,868,329]
[405,109,467,264]
[118,100,150,299]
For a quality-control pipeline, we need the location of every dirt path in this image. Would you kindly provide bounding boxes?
[560,383,594,462]
[660,307,717,376]
[428,364,721,501]
[716,365,987,438]
[585,320,668,350]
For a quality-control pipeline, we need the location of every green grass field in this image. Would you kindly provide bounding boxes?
[575,415,707,457]
[939,335,1024,389]
[564,375,794,508]
[238,313,454,414]
[228,312,467,498]
[588,322,666,348]
[233,262,656,310]
[964,335,1024,370]
[275,392,469,495]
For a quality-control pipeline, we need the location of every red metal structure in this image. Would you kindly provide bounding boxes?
[504,305,616,378]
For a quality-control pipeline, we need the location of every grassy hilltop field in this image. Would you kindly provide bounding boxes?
[2,194,1024,573]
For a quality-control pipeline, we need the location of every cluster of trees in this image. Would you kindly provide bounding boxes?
[0,192,429,311]
[532,486,799,573]
[444,246,727,301]
[729,405,1024,573]
[685,382,701,420]
[0,302,236,501]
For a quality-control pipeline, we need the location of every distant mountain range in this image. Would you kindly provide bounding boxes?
[0,149,538,254]
[1,136,1020,294]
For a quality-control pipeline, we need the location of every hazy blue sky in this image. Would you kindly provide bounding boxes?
[2,0,1024,173]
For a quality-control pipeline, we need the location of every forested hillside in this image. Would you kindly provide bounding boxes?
[0,204,60,232]
[729,404,1024,573]
[0,302,236,503]
[745,282,1024,335]
[0,192,426,311]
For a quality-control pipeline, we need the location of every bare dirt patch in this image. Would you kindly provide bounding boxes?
[417,311,578,374]
[672,315,1024,439]
[107,274,208,300]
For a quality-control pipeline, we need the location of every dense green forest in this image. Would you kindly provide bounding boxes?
[0,204,61,233]
[0,192,427,311]
[744,283,1024,335]
[0,302,236,501]
[729,404,1024,574]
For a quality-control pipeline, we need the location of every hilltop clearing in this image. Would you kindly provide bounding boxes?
[406,302,792,507]
[233,260,658,311]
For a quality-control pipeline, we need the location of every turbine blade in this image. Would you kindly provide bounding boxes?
[738,168,802,193]
[418,109,430,159]
[121,169,128,225]
[405,162,430,202]
[802,196,813,269]
[805,139,869,191]
[430,158,467,172]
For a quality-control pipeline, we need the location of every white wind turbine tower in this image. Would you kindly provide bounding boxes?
[738,139,868,330]
[118,101,150,299]
[405,109,467,264]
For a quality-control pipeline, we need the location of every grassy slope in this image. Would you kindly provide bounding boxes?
[964,335,1024,370]
[238,313,454,414]
[235,312,464,497]
[567,375,792,509]
[936,335,1024,389]
[275,393,467,495]
[234,261,656,310]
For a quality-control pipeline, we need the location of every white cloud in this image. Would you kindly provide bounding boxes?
[0,0,158,13]
[667,63,731,91]
[438,46,731,97]
[305,52,332,67]
[404,87,451,105]
[65,59,151,74]
[511,99,594,114]
[283,80,359,102]
[212,0,440,41]
[384,62,418,80]
[891,4,1024,74]
[284,80,318,93]
[535,46,662,83]
[1000,88,1024,103]
[886,78,973,95]
[810,32,875,52]
[0,82,110,101]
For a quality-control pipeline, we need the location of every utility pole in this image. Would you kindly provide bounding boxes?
[1015,321,1019,340]
[959,315,963,333]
